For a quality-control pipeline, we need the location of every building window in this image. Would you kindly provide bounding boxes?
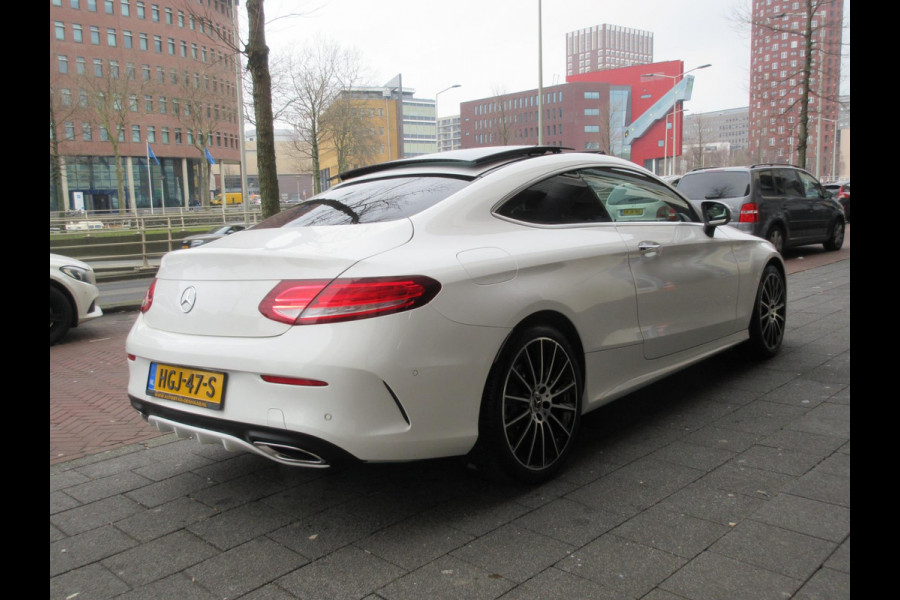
[147,125,156,143]
[82,122,92,141]
[129,94,138,111]
[159,96,167,113]
[165,7,172,23]
[109,60,119,79]
[104,0,114,14]
[132,125,141,142]
[180,41,187,57]
[93,58,103,77]
[87,0,96,11]
[161,127,169,143]
[175,128,182,144]
[76,57,86,75]
[99,125,108,141]
[120,0,130,16]
[144,95,153,112]
[123,30,132,48]
[191,43,197,59]
[584,125,599,133]
[55,22,65,41]
[64,122,75,140]
[90,26,100,45]
[156,66,164,83]
[153,35,162,53]
[60,89,72,106]
[139,33,147,50]
[72,23,83,43]
[142,64,150,80]
[107,29,117,47]
[151,4,159,21]
[58,55,68,74]
[136,1,144,19]
[178,11,184,27]
[168,38,175,54]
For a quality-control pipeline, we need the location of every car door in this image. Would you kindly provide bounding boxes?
[774,168,814,242]
[586,167,742,360]
[795,170,835,238]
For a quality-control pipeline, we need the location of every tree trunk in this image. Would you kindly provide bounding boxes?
[246,0,280,218]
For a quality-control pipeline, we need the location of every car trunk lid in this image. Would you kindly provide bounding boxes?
[142,221,413,337]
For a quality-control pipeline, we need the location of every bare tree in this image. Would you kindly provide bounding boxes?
[281,39,363,194]
[49,85,82,212]
[321,93,378,174]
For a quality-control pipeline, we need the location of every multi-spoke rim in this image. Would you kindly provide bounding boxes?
[831,222,845,248]
[501,337,578,472]
[758,271,786,351]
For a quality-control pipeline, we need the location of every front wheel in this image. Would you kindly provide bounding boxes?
[50,286,73,345]
[744,265,786,359]
[474,324,582,484]
[823,220,845,251]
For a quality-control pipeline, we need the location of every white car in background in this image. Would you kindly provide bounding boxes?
[126,146,786,483]
[50,253,103,345]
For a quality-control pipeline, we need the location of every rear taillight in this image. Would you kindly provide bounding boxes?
[739,203,759,223]
[141,279,157,313]
[259,276,442,325]
[656,205,676,221]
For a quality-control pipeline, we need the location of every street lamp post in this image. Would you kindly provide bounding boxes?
[435,84,461,153]
[643,64,711,177]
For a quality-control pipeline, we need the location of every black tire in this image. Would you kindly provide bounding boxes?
[766,225,785,254]
[50,285,74,346]
[823,219,845,251]
[475,324,582,484]
[745,265,786,359]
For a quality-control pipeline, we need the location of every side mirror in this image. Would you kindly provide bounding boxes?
[701,200,731,236]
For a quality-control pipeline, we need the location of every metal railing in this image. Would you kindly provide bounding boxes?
[49,205,264,270]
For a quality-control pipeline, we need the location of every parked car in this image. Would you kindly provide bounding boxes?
[180,224,246,249]
[50,253,103,345]
[126,146,786,484]
[824,180,850,222]
[676,165,846,254]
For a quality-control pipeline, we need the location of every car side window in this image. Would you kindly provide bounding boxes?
[582,168,698,223]
[774,169,805,197]
[795,170,826,199]
[756,170,780,196]
[495,172,612,225]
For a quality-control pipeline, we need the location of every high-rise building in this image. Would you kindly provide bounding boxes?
[50,0,242,212]
[566,24,653,76]
[437,115,461,153]
[748,0,843,178]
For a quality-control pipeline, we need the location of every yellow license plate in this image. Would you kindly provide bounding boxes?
[621,208,643,216]
[147,363,226,410]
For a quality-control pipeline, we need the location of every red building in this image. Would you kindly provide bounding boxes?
[460,60,698,175]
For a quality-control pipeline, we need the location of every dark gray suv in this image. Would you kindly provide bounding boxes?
[676,165,846,253]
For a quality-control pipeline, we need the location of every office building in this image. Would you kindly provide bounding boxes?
[566,24,653,76]
[50,0,242,212]
[748,0,844,178]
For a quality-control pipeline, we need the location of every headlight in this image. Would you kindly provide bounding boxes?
[60,265,96,285]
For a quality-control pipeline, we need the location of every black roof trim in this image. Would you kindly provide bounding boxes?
[337,145,568,181]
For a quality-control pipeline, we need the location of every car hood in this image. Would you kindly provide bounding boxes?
[143,221,414,337]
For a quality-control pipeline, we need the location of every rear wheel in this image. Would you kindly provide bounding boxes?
[50,286,73,345]
[475,324,582,484]
[745,265,786,359]
[823,219,845,251]
[766,225,785,254]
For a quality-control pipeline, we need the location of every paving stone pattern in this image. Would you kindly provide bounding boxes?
[50,260,850,600]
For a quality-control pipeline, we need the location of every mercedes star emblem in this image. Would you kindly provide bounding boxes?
[179,286,197,313]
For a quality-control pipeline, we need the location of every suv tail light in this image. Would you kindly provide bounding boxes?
[259,276,442,325]
[739,203,759,223]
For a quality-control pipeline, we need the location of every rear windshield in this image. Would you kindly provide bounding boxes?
[253,176,469,228]
[677,171,750,200]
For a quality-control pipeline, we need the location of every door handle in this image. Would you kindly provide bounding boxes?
[638,241,661,255]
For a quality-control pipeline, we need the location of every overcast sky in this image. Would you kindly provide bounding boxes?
[259,0,850,117]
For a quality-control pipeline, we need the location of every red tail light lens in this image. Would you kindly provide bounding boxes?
[656,205,677,221]
[141,279,157,313]
[259,276,442,325]
[739,203,759,223]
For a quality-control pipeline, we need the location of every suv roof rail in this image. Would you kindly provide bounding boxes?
[337,145,567,181]
[750,162,798,168]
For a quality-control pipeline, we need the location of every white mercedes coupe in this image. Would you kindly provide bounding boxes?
[126,147,786,483]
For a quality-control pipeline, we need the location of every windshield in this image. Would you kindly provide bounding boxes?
[677,172,750,200]
[253,176,470,229]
